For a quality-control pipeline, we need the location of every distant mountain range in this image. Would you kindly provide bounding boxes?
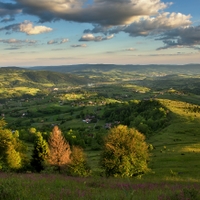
[28,64,200,75]
[1,64,200,89]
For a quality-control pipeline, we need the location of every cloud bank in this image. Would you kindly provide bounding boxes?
[0,0,199,50]
[157,25,200,50]
[11,0,169,25]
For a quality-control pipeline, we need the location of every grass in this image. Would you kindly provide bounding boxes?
[145,99,200,179]
[85,150,102,173]
[0,173,200,200]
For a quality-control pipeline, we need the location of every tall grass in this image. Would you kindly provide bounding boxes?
[0,172,200,200]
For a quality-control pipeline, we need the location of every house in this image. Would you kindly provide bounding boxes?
[104,123,112,129]
[83,119,91,123]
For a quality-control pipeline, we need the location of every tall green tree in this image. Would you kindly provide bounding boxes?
[0,119,26,170]
[100,125,150,177]
[48,126,71,172]
[31,132,49,172]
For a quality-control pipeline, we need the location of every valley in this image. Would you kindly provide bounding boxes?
[1,64,200,199]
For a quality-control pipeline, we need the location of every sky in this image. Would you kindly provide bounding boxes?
[0,0,200,67]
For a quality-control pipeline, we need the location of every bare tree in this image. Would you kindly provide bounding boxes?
[48,126,71,172]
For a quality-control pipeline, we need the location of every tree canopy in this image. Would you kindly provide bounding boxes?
[0,119,27,170]
[100,125,150,177]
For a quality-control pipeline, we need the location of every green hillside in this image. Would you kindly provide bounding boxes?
[0,67,88,100]
[0,67,88,86]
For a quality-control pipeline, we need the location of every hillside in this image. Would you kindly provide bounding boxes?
[0,67,89,100]
[0,67,88,88]
[136,74,200,94]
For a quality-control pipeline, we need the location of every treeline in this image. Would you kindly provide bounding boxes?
[103,99,170,136]
[9,99,171,151]
[0,120,90,176]
[0,119,150,178]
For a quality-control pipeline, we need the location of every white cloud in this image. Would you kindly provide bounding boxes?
[60,38,68,44]
[71,44,87,48]
[106,34,114,40]
[123,12,192,36]
[0,38,37,44]
[47,38,69,44]
[19,21,52,35]
[125,48,136,51]
[79,34,95,41]
[47,40,57,45]
[0,21,53,35]
[79,34,114,41]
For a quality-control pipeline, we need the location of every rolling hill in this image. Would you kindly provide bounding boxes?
[0,67,88,88]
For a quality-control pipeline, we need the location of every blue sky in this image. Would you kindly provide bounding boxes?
[0,0,200,66]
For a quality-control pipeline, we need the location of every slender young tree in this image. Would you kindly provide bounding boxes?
[31,132,49,172]
[48,126,71,172]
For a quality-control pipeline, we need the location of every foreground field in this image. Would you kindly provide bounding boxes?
[0,172,200,200]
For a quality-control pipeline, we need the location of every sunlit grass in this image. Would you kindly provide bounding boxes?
[0,173,200,200]
[0,87,40,97]
[122,83,150,92]
[182,143,200,153]
[146,98,200,179]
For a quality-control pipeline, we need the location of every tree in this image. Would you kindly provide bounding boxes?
[48,126,71,172]
[100,125,150,177]
[67,146,91,177]
[6,145,21,169]
[31,132,49,172]
[28,127,37,142]
[0,119,26,170]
